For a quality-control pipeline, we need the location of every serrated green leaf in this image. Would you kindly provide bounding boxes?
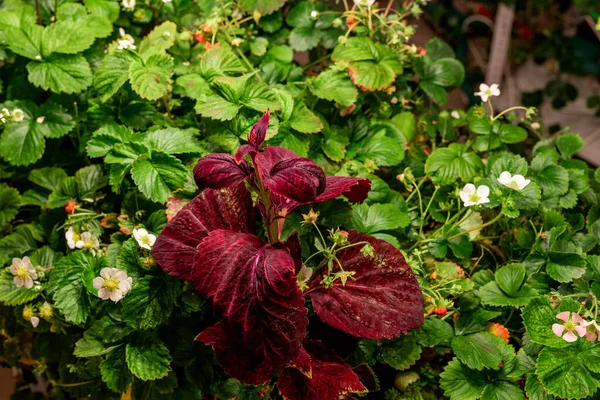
[238,0,286,15]
[0,118,45,166]
[536,344,600,399]
[101,347,132,393]
[535,164,569,197]
[418,317,454,347]
[5,22,43,60]
[557,133,584,158]
[175,73,208,100]
[288,102,322,133]
[0,273,40,305]
[321,126,349,162]
[129,53,173,100]
[480,381,524,400]
[250,37,268,56]
[350,203,410,234]
[525,374,554,400]
[522,297,572,348]
[130,152,187,203]
[42,20,97,56]
[495,263,525,297]
[74,338,120,357]
[87,124,135,158]
[451,332,507,370]
[27,54,92,94]
[346,130,405,167]
[498,124,527,144]
[311,69,358,107]
[479,281,538,307]
[121,275,181,330]
[0,227,38,266]
[126,334,172,381]
[84,0,120,22]
[0,185,20,226]
[425,143,483,185]
[138,21,177,55]
[147,128,204,155]
[93,50,136,102]
[440,358,487,400]
[378,331,422,371]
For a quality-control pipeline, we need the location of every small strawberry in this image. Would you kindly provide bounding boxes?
[64,201,76,213]
[423,147,431,155]
[433,306,447,316]
[194,32,206,44]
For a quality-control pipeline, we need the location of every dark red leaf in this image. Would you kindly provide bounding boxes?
[248,111,270,149]
[288,347,312,378]
[315,176,371,204]
[255,146,326,203]
[193,153,249,190]
[196,321,275,385]
[308,231,423,340]
[194,230,308,383]
[151,185,255,281]
[234,144,257,163]
[276,341,367,400]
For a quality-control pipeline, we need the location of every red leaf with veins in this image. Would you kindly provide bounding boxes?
[308,231,423,340]
[194,230,308,383]
[248,111,270,149]
[193,153,249,190]
[255,146,326,203]
[151,185,255,281]
[276,341,367,400]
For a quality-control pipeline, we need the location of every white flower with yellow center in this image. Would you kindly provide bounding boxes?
[497,171,530,191]
[65,226,81,249]
[93,268,133,302]
[122,0,135,9]
[76,231,100,253]
[10,257,38,289]
[11,108,24,122]
[133,228,156,250]
[475,83,500,102]
[459,184,490,207]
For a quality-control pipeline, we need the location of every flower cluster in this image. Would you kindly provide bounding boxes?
[1,107,24,124]
[66,227,100,253]
[459,170,531,207]
[552,312,600,342]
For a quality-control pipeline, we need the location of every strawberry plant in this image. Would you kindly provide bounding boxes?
[1,0,599,399]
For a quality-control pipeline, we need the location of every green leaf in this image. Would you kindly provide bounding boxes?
[311,69,358,107]
[199,47,246,80]
[425,143,483,185]
[495,263,526,297]
[176,73,208,100]
[195,92,242,121]
[522,297,573,348]
[121,276,181,330]
[147,128,204,155]
[451,333,507,370]
[479,281,538,308]
[42,20,97,56]
[50,252,95,325]
[288,103,322,133]
[0,227,38,266]
[5,23,43,60]
[391,112,417,142]
[101,347,132,393]
[350,203,410,233]
[536,344,600,399]
[250,37,269,56]
[480,382,524,400]
[418,317,454,347]
[0,117,44,166]
[238,0,286,15]
[424,38,455,61]
[321,126,349,162]
[84,0,120,22]
[499,124,527,143]
[0,185,20,226]
[440,358,487,400]
[557,133,584,158]
[130,152,187,203]
[535,164,569,197]
[93,50,136,102]
[346,129,405,167]
[138,21,177,55]
[525,374,554,400]
[0,273,40,305]
[126,334,172,381]
[87,124,135,158]
[454,308,501,336]
[27,54,92,94]
[74,338,120,357]
[129,53,173,100]
[378,331,422,371]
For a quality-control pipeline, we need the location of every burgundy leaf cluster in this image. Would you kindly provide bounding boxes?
[153,113,423,399]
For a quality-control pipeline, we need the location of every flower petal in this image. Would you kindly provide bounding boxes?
[575,325,587,337]
[30,317,40,328]
[24,276,33,289]
[556,311,571,322]
[13,277,24,288]
[586,332,597,342]
[98,288,110,300]
[93,277,105,289]
[110,289,124,302]
[479,83,489,92]
[563,331,578,342]
[498,171,512,185]
[100,268,112,279]
[552,323,566,337]
[462,184,476,194]
[477,185,490,198]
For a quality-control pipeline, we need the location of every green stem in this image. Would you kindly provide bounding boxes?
[492,106,529,121]
[419,186,439,237]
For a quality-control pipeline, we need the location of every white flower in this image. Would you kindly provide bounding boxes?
[133,228,156,250]
[65,226,81,249]
[36,116,45,124]
[10,257,38,289]
[531,122,540,130]
[459,184,490,207]
[475,83,500,102]
[93,268,133,303]
[35,55,41,60]
[354,0,376,6]
[2,108,10,117]
[122,0,135,9]
[162,0,172,3]
[391,96,398,104]
[12,109,25,122]
[118,39,136,50]
[76,231,100,253]
[451,110,460,119]
[231,38,243,47]
[30,316,40,328]
[310,10,319,19]
[497,171,530,191]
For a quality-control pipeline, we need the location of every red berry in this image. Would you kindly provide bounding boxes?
[194,33,206,44]
[433,306,447,316]
[423,147,431,155]
[64,201,76,213]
